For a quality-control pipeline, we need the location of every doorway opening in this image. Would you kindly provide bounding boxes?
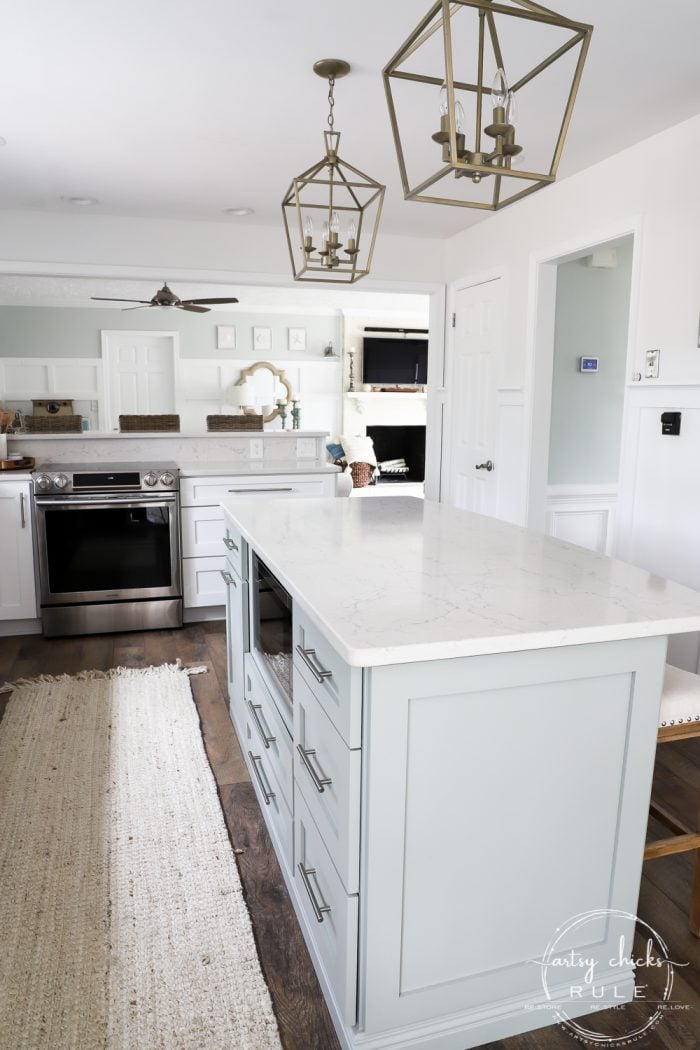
[530,233,635,554]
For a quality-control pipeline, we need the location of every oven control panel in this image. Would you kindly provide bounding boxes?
[31,462,180,495]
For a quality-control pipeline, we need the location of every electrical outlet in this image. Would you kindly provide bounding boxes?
[248,439,263,459]
[645,348,660,379]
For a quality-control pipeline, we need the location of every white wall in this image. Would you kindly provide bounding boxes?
[0,209,446,288]
[444,112,700,564]
[548,238,633,485]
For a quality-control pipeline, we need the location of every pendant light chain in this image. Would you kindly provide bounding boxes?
[327,75,336,131]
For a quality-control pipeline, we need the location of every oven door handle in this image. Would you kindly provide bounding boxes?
[34,497,176,509]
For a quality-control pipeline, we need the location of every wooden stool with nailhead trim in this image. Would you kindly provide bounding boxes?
[644,664,700,936]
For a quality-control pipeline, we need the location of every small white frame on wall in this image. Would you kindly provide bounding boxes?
[216,325,237,350]
[288,327,307,352]
[253,326,272,351]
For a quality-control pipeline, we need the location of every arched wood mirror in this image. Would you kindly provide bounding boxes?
[235,361,293,424]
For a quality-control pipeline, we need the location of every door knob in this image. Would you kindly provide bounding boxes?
[475,460,494,472]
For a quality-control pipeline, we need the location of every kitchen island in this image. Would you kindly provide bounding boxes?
[220,495,700,1050]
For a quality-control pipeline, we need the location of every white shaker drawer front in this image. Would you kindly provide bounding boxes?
[243,717,293,877]
[294,786,358,1027]
[182,505,226,558]
[223,520,245,579]
[244,654,293,814]
[293,608,363,749]
[294,673,361,894]
[184,474,332,507]
[183,556,226,608]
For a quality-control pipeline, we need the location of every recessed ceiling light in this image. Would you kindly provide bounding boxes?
[224,207,254,216]
[62,196,99,206]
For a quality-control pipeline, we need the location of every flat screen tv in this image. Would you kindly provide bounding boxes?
[362,336,428,385]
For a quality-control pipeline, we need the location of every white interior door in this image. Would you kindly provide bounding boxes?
[102,331,178,429]
[448,279,502,515]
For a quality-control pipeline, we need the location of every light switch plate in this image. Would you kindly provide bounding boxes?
[248,439,264,459]
[645,348,660,379]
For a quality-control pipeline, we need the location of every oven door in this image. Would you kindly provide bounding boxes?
[34,494,182,605]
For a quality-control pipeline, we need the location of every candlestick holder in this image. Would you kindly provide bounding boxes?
[291,400,301,430]
[276,400,288,430]
[348,348,356,392]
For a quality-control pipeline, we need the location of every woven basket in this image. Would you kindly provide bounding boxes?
[349,461,374,488]
[118,414,180,432]
[206,414,263,432]
[25,414,83,434]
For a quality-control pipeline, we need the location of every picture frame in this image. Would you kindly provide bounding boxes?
[216,325,237,350]
[288,326,307,352]
[253,326,272,352]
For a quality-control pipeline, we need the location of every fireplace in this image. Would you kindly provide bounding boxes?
[366,425,426,483]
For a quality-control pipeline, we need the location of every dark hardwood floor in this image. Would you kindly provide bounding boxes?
[1,624,699,1048]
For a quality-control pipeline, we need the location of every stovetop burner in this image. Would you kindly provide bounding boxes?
[31,461,179,495]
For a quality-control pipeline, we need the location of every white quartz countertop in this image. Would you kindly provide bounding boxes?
[178,460,340,477]
[221,495,700,667]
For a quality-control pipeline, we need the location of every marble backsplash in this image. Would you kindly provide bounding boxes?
[7,431,328,465]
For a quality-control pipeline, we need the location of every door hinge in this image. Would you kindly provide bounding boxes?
[451,312,456,328]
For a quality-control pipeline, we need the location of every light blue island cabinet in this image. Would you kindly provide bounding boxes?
[220,495,700,1050]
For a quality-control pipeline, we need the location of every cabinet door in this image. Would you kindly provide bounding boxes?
[0,482,37,620]
[182,556,226,608]
[223,565,248,733]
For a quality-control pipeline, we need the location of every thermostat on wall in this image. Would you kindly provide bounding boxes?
[580,357,599,372]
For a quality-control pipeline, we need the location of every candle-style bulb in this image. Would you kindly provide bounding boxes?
[439,83,448,117]
[455,100,465,134]
[322,221,329,241]
[491,67,508,109]
[304,215,314,238]
[348,218,357,240]
[330,211,340,235]
[506,89,517,126]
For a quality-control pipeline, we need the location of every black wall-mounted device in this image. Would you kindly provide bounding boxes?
[661,411,681,436]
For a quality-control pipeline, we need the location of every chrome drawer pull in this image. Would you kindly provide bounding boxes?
[297,862,331,923]
[296,745,332,793]
[219,570,237,588]
[247,700,276,748]
[223,536,239,551]
[228,487,294,494]
[19,492,26,529]
[248,751,276,805]
[295,645,333,683]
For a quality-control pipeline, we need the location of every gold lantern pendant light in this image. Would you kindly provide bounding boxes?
[282,60,386,283]
[383,0,593,212]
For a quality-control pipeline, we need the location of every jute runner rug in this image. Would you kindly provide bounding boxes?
[0,663,282,1050]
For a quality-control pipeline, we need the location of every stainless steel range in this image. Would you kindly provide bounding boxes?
[32,462,182,637]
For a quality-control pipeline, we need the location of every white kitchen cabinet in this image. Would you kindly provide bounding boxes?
[181,472,336,610]
[0,481,37,621]
[222,558,248,735]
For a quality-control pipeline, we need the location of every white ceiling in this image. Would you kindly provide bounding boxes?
[1,1,699,239]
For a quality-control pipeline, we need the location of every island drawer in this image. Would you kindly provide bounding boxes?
[294,785,358,1027]
[243,715,293,876]
[244,653,293,813]
[293,608,362,749]
[294,672,361,894]
[222,519,246,580]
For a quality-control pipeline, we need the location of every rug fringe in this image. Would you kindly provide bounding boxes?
[0,660,208,694]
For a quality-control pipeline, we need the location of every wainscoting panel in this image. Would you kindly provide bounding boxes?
[545,485,618,555]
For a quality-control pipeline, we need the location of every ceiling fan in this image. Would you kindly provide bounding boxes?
[91,281,239,313]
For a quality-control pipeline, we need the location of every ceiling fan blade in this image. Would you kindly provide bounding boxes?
[91,296,152,304]
[178,303,210,313]
[121,305,152,311]
[180,297,240,305]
